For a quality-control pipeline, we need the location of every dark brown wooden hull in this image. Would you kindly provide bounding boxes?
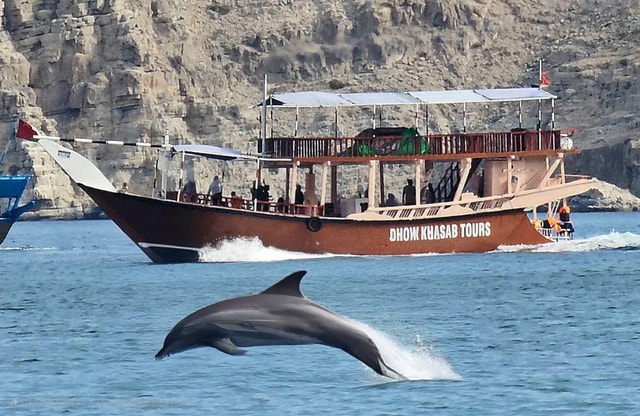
[80,184,550,263]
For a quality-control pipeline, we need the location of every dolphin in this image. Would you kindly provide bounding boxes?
[155,270,404,379]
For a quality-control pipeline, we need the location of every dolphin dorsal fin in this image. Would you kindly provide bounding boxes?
[260,271,307,297]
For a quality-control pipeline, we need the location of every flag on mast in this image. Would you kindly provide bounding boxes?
[540,71,551,88]
[16,119,38,141]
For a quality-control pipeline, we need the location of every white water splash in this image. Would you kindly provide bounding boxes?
[0,245,54,252]
[497,231,640,253]
[199,231,640,262]
[198,237,335,263]
[354,322,461,381]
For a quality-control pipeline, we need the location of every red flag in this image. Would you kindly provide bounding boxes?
[540,71,550,88]
[16,119,38,140]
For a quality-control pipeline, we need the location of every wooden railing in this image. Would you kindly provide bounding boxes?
[260,129,563,159]
[168,191,327,216]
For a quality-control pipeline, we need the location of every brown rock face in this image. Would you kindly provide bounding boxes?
[1,0,639,216]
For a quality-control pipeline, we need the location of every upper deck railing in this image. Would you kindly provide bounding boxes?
[260,129,566,160]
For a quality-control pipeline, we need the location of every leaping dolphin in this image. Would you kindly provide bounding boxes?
[156,270,404,379]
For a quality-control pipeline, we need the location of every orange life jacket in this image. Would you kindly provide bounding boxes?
[548,217,562,233]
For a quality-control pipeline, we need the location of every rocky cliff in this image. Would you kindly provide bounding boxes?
[1,0,639,216]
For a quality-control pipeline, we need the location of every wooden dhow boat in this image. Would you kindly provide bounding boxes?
[20,84,596,262]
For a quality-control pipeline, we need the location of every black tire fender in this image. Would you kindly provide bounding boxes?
[307,216,322,232]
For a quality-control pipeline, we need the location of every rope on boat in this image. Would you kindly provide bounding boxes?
[32,135,171,149]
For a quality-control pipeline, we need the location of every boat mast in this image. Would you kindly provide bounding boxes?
[152,157,158,197]
[160,131,170,199]
[254,74,268,211]
[177,150,185,201]
[537,59,543,148]
[261,74,267,158]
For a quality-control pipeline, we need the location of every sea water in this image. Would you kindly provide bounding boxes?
[1,212,639,415]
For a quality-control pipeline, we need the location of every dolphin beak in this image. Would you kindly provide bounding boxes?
[155,349,168,360]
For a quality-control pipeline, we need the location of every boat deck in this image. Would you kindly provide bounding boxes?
[169,191,325,216]
[261,128,573,164]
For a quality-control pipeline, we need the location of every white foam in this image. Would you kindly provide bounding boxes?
[354,322,461,381]
[497,231,640,253]
[0,245,54,252]
[198,237,335,263]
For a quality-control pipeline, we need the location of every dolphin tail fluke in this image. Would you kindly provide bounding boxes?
[336,327,407,380]
[358,351,407,380]
[378,358,408,381]
[338,336,388,377]
[354,347,407,380]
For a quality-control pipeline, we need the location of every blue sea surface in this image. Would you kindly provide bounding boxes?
[2,212,640,415]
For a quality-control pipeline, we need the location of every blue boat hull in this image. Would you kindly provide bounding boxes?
[0,175,35,244]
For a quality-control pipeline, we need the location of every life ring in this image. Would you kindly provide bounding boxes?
[307,216,322,232]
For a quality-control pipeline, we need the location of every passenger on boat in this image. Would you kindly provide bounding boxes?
[181,181,197,203]
[385,193,400,207]
[250,181,257,200]
[421,183,436,204]
[208,175,223,205]
[402,179,416,205]
[256,180,270,211]
[558,205,574,233]
[558,205,571,222]
[295,184,304,213]
[229,191,242,209]
[547,216,562,234]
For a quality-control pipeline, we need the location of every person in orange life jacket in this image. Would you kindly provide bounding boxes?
[558,205,574,233]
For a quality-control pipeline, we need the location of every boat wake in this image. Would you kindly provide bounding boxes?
[355,322,461,381]
[198,237,335,263]
[497,231,640,253]
[0,245,54,252]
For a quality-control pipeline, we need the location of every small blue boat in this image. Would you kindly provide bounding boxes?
[0,175,35,244]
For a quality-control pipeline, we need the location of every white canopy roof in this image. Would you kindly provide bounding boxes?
[341,92,420,106]
[475,88,555,101]
[261,87,556,108]
[408,89,489,104]
[173,144,256,161]
[266,92,352,107]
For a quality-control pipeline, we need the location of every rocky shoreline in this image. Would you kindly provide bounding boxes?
[2,1,639,219]
[569,180,640,212]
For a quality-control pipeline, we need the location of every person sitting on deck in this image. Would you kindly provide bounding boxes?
[208,175,223,205]
[402,179,416,205]
[385,193,400,207]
